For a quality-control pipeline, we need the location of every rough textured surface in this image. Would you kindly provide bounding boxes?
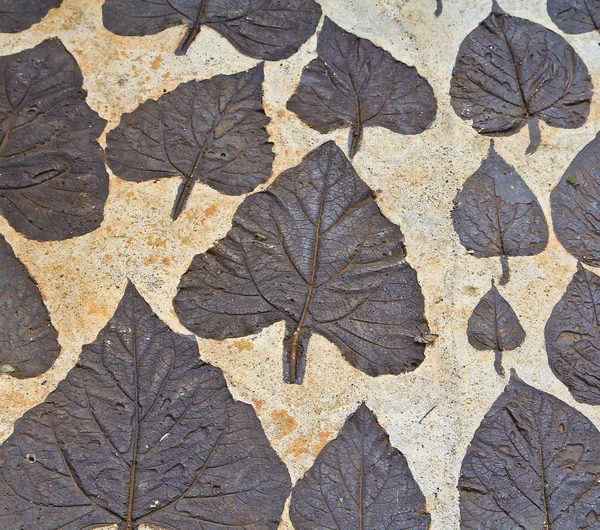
[2,1,600,529]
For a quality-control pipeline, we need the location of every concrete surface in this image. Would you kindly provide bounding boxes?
[0,0,599,528]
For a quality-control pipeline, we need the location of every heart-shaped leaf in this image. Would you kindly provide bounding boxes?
[450,0,592,153]
[546,263,600,405]
[0,233,60,379]
[286,18,437,158]
[452,141,548,285]
[107,64,274,220]
[551,132,600,266]
[548,0,600,34]
[467,281,525,376]
[459,372,600,529]
[0,0,62,33]
[175,141,431,384]
[290,403,430,529]
[0,281,291,530]
[0,39,109,241]
[102,0,322,58]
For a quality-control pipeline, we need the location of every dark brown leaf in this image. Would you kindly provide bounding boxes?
[545,263,600,405]
[467,281,525,376]
[290,403,430,529]
[551,132,600,266]
[102,0,322,58]
[106,64,273,220]
[0,0,62,33]
[452,141,548,285]
[450,0,592,153]
[548,0,600,34]
[435,0,443,16]
[0,39,108,241]
[175,141,430,384]
[0,233,59,379]
[459,372,600,529]
[0,281,291,530]
[286,17,437,158]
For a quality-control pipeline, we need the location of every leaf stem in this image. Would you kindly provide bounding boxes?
[172,176,195,221]
[176,0,209,56]
[499,255,510,285]
[435,0,443,17]
[493,349,505,376]
[348,118,363,158]
[525,117,541,154]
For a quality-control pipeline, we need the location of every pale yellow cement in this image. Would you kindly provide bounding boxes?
[0,0,599,528]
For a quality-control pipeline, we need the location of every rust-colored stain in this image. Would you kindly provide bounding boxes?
[253,398,265,414]
[233,339,253,352]
[271,409,298,437]
[151,55,163,70]
[204,204,218,218]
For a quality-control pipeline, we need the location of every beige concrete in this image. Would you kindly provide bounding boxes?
[1,0,599,528]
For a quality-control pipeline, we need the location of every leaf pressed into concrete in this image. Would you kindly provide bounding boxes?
[545,263,600,405]
[286,17,437,158]
[450,1,592,154]
[548,0,600,34]
[0,234,59,379]
[0,39,109,241]
[459,372,600,529]
[175,141,431,384]
[0,0,62,33]
[106,64,273,220]
[0,282,291,530]
[467,281,525,376]
[551,132,600,267]
[435,0,443,16]
[290,403,430,530]
[452,141,548,285]
[102,0,322,58]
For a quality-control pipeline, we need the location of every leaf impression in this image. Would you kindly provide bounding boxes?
[0,39,109,241]
[0,0,62,32]
[174,141,431,384]
[0,233,60,379]
[450,0,593,154]
[290,403,430,529]
[551,131,600,266]
[459,372,600,529]
[107,64,273,220]
[286,17,437,158]
[467,281,525,376]
[545,263,600,405]
[102,0,322,58]
[0,281,291,530]
[548,0,600,34]
[452,141,549,285]
[435,0,443,17]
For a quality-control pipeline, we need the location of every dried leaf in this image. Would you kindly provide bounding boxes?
[106,64,273,220]
[286,18,437,158]
[290,403,430,530]
[452,141,548,285]
[467,281,525,376]
[0,0,62,33]
[548,0,600,34]
[175,141,430,384]
[551,132,600,266]
[0,39,108,241]
[450,1,592,153]
[0,233,60,379]
[102,0,322,58]
[545,263,600,405]
[435,0,443,16]
[0,282,291,530]
[459,372,600,529]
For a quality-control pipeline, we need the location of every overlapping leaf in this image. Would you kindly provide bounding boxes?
[0,233,59,379]
[286,18,437,158]
[107,64,273,220]
[102,0,322,58]
[0,282,291,530]
[290,403,430,529]
[0,0,62,33]
[467,281,525,376]
[450,1,592,153]
[0,39,108,241]
[545,263,600,405]
[459,373,600,529]
[452,141,548,284]
[551,132,600,266]
[548,0,600,34]
[175,141,431,384]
